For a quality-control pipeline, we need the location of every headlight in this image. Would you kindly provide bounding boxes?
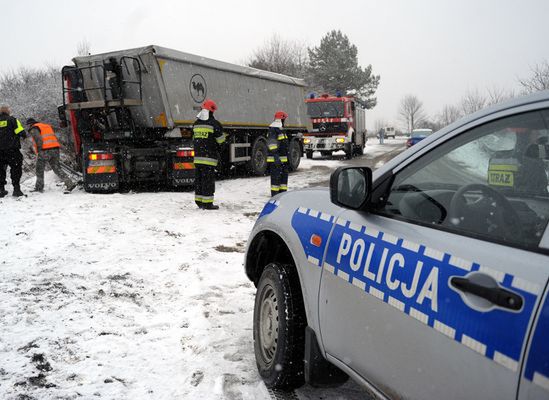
[336,137,345,143]
[303,138,311,144]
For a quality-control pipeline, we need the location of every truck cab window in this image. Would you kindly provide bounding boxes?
[381,110,549,249]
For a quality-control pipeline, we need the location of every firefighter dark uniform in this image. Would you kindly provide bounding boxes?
[267,111,289,196]
[27,119,75,193]
[0,106,27,197]
[192,99,226,210]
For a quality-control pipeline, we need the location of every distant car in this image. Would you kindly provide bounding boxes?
[406,128,434,147]
[245,91,549,399]
[384,126,396,139]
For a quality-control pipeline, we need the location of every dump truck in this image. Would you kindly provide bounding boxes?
[303,93,367,159]
[59,45,308,192]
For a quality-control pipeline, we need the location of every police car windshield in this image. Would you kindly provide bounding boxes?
[307,102,345,118]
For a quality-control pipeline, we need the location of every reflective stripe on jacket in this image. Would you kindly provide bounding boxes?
[267,125,288,163]
[192,116,225,167]
[0,114,26,150]
[31,123,60,153]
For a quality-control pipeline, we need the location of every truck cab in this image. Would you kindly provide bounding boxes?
[304,94,367,160]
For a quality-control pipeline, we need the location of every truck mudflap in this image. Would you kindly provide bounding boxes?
[84,149,120,192]
[84,173,120,192]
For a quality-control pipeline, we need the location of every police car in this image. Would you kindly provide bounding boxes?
[244,91,549,400]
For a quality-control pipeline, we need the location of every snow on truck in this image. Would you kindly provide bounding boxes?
[303,93,367,159]
[59,45,308,192]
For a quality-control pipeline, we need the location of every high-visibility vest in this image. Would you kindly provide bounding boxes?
[31,123,60,153]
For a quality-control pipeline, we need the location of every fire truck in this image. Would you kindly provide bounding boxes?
[58,45,308,192]
[303,94,367,159]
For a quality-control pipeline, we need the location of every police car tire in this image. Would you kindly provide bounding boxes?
[254,263,306,390]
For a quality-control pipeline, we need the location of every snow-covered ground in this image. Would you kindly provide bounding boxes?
[0,141,403,400]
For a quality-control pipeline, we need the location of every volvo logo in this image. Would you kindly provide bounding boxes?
[189,74,207,103]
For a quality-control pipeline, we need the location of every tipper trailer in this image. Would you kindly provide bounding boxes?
[59,45,309,192]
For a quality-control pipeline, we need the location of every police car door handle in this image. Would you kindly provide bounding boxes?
[450,277,523,311]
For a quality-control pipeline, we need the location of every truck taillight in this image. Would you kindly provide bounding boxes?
[176,150,194,157]
[89,153,114,161]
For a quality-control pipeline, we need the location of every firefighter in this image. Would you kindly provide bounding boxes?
[0,105,27,197]
[26,118,76,193]
[192,99,226,210]
[267,111,289,196]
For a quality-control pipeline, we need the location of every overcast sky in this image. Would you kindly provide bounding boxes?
[2,0,548,130]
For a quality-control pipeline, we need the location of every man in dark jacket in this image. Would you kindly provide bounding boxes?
[267,111,289,196]
[0,105,27,197]
[192,99,226,210]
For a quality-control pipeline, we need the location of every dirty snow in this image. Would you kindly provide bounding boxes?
[0,141,403,400]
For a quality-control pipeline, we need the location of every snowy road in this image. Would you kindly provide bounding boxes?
[0,140,405,400]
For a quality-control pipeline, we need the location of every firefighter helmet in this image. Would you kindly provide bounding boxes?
[275,111,288,120]
[201,99,218,112]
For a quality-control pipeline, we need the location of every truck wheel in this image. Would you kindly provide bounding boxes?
[305,150,313,159]
[247,138,268,176]
[254,263,306,390]
[344,143,353,160]
[288,139,301,172]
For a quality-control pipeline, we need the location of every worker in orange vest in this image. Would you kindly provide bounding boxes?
[26,118,76,193]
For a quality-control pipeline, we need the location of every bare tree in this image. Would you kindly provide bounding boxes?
[518,60,549,93]
[436,104,463,128]
[247,35,308,78]
[76,39,91,56]
[399,95,426,132]
[460,89,487,115]
[0,66,75,172]
[486,85,515,106]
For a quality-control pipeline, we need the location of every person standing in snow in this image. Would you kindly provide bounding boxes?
[0,105,27,197]
[192,99,226,210]
[26,118,76,193]
[378,127,385,144]
[267,111,289,196]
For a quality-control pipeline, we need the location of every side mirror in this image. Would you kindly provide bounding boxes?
[57,105,68,128]
[330,167,372,209]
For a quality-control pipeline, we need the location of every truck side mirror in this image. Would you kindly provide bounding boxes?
[57,105,68,128]
[330,166,372,209]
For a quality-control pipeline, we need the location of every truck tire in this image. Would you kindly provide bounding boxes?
[344,143,353,160]
[288,138,301,172]
[353,134,365,156]
[247,138,268,176]
[305,150,313,159]
[254,263,306,390]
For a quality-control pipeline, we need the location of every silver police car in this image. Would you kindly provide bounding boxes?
[245,91,549,400]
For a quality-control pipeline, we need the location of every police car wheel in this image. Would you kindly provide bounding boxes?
[253,263,306,389]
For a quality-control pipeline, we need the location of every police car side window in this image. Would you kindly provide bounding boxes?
[383,110,549,249]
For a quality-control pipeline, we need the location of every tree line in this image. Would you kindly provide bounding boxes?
[394,60,549,134]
